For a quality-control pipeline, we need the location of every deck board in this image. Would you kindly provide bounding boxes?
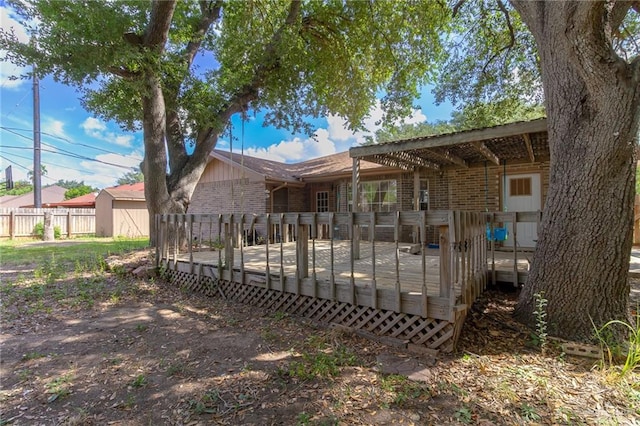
[179,240,531,298]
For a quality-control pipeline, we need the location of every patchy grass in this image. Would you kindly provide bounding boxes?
[0,245,638,425]
[0,237,149,265]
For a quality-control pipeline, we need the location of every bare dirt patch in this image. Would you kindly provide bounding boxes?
[1,250,638,425]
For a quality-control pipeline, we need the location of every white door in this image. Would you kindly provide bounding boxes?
[504,173,541,248]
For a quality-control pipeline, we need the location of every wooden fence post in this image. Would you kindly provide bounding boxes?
[9,210,14,240]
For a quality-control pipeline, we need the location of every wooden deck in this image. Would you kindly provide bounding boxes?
[156,210,536,352]
[178,241,532,297]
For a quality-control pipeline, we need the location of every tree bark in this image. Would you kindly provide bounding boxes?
[512,1,640,341]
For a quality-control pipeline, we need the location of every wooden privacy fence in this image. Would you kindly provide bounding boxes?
[0,208,95,239]
[155,211,489,320]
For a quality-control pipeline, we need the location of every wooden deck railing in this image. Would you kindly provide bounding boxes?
[155,210,490,319]
[485,211,542,286]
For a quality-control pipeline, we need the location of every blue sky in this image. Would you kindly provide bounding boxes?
[0,5,454,189]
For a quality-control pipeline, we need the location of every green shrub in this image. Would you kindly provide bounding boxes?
[33,222,62,240]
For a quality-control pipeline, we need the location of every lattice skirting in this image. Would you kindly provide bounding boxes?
[166,268,459,353]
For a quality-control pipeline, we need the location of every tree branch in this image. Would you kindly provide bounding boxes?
[480,0,515,75]
[192,0,303,160]
[108,66,141,79]
[183,1,223,67]
[452,0,467,17]
[144,0,178,51]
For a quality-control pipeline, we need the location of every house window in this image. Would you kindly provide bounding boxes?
[510,177,532,196]
[348,180,398,212]
[316,191,329,212]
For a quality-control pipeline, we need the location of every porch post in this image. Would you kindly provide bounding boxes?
[413,170,420,244]
[352,157,360,259]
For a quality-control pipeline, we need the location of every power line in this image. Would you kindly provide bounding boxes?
[0,149,125,181]
[1,127,136,170]
[0,153,57,183]
[0,125,144,160]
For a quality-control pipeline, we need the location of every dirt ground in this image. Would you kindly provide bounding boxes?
[1,250,638,425]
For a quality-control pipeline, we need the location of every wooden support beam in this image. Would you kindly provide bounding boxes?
[425,148,468,168]
[523,133,535,163]
[386,151,441,170]
[472,141,500,166]
[350,118,547,158]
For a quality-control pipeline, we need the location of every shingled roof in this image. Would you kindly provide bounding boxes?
[211,149,394,184]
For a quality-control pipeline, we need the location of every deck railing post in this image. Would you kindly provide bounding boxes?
[239,214,245,285]
[225,215,234,274]
[394,210,401,312]
[439,223,451,299]
[279,214,285,291]
[311,213,317,298]
[420,211,428,317]
[370,211,377,309]
[188,214,194,274]
[295,214,309,292]
[265,213,271,290]
[329,212,336,301]
[512,211,518,287]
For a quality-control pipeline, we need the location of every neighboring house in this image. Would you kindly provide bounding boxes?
[0,185,67,208]
[95,183,148,237]
[48,192,98,208]
[191,118,551,246]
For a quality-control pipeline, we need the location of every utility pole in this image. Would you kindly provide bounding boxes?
[33,61,42,208]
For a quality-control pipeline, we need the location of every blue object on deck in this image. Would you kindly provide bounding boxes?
[486,225,508,242]
[427,243,439,249]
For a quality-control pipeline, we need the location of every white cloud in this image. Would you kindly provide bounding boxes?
[42,118,68,139]
[75,152,142,188]
[80,117,133,147]
[244,129,337,163]
[244,102,425,163]
[0,6,30,89]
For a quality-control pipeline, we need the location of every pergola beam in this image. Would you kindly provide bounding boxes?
[472,141,500,166]
[424,148,468,168]
[387,151,441,170]
[523,133,535,163]
[350,118,547,158]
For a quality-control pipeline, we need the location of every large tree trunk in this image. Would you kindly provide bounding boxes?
[512,1,639,341]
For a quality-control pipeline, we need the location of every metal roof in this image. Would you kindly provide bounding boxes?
[349,118,549,170]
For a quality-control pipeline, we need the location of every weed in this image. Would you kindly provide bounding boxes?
[454,406,472,424]
[593,308,640,376]
[379,374,429,406]
[272,311,288,321]
[166,361,189,377]
[33,222,61,240]
[287,344,359,380]
[261,327,279,343]
[188,389,220,414]
[136,323,149,332]
[532,292,548,351]
[45,374,73,403]
[521,402,541,421]
[130,374,147,388]
[21,351,45,361]
[124,393,136,409]
[296,412,312,425]
[17,369,31,382]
